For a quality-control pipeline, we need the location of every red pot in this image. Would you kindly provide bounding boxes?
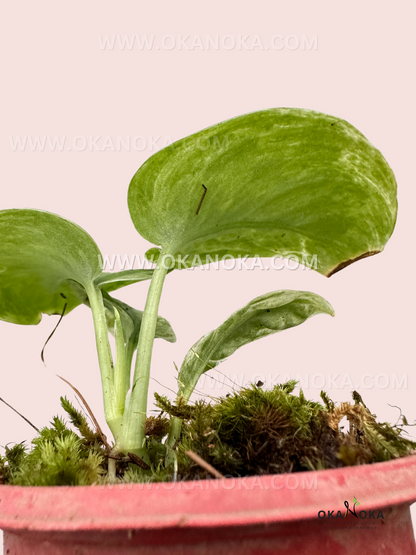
[1,455,416,555]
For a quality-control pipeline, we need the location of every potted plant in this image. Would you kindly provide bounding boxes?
[1,108,416,554]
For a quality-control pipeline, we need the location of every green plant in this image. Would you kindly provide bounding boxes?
[0,108,397,479]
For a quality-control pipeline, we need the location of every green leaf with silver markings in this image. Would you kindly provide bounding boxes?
[0,209,155,325]
[128,108,397,276]
[177,290,334,402]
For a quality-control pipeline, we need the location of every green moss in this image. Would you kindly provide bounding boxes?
[0,443,26,483]
[59,396,104,446]
[154,392,195,419]
[176,383,340,476]
[2,384,415,485]
[2,397,107,486]
[163,382,416,479]
[12,434,105,486]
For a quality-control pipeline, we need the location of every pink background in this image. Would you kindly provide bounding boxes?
[1,0,415,542]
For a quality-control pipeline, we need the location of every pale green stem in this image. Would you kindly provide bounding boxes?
[125,341,136,384]
[120,254,169,456]
[85,284,124,445]
[165,381,196,463]
[166,378,196,451]
[107,451,117,483]
[113,307,128,415]
[103,294,135,410]
[166,416,182,450]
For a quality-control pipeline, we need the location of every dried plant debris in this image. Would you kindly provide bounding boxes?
[1,384,415,485]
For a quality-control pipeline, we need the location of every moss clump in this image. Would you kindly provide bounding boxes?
[170,382,416,479]
[1,384,415,485]
[154,392,195,420]
[145,415,171,440]
[0,443,26,484]
[0,397,107,485]
[11,434,106,486]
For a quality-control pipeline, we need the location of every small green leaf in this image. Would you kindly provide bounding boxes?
[177,290,334,401]
[0,209,102,325]
[128,108,397,276]
[102,293,176,348]
[145,247,162,263]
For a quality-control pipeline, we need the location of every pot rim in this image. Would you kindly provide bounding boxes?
[1,454,416,532]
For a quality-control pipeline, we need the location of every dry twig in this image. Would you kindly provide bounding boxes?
[185,449,224,479]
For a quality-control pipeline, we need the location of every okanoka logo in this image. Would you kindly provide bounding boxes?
[318,497,385,522]
[344,496,360,518]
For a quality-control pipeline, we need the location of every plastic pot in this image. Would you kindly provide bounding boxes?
[1,454,416,554]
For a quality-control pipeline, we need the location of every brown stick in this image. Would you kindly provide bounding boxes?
[127,452,151,471]
[195,184,207,215]
[107,454,130,462]
[0,397,39,432]
[185,450,224,479]
[57,374,111,452]
[41,302,67,364]
[106,453,151,472]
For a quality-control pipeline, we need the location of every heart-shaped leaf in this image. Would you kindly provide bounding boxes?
[177,290,334,402]
[0,209,155,325]
[0,209,103,325]
[128,108,397,276]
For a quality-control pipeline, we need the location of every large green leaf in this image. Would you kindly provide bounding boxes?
[0,209,155,325]
[0,209,102,325]
[177,290,334,402]
[128,108,397,276]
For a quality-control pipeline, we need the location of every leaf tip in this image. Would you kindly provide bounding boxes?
[326,251,381,278]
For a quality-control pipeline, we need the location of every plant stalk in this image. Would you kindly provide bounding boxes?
[120,253,169,457]
[86,284,124,443]
[166,416,182,446]
[166,381,195,450]
[107,451,117,483]
[113,307,129,415]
